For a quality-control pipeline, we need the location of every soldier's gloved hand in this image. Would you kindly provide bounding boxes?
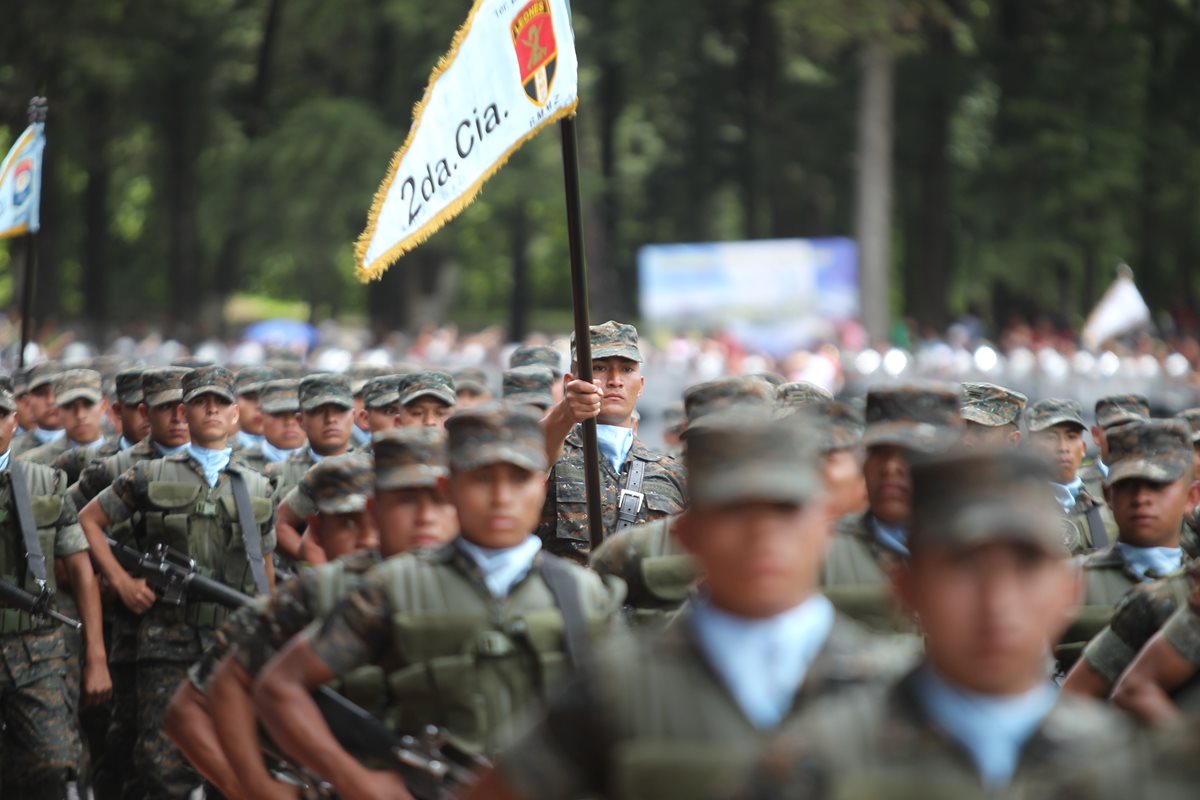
[338,768,414,800]
[116,575,156,614]
[562,376,602,423]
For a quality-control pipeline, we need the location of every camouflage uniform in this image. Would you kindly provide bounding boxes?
[1059,420,1194,668]
[452,366,491,398]
[54,368,145,486]
[959,381,1026,427]
[237,378,301,473]
[497,412,913,800]
[776,380,833,408]
[1079,394,1150,500]
[820,383,961,631]
[11,362,63,458]
[0,378,92,798]
[739,450,1142,800]
[302,404,623,759]
[21,369,108,468]
[1176,407,1200,557]
[510,344,564,375]
[264,374,354,502]
[1079,571,1192,686]
[502,365,555,410]
[97,366,276,799]
[398,370,457,408]
[539,322,685,563]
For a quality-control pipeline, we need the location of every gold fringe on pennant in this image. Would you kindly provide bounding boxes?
[354,0,578,284]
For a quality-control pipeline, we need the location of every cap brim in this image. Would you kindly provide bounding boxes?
[924,503,1068,557]
[1098,412,1147,430]
[261,401,300,414]
[401,388,456,407]
[183,387,236,404]
[301,394,354,411]
[375,464,448,491]
[692,468,816,507]
[588,346,642,363]
[1108,458,1188,485]
[316,495,370,514]
[961,407,1012,427]
[504,392,552,410]
[350,380,369,395]
[236,384,269,397]
[862,422,948,453]
[145,390,184,407]
[56,388,102,406]
[27,377,55,392]
[117,393,144,406]
[452,444,546,473]
[366,392,402,410]
[1027,415,1086,433]
[456,381,489,395]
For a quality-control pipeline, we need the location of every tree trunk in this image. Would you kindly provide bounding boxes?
[854,38,895,344]
[82,89,110,342]
[509,203,529,342]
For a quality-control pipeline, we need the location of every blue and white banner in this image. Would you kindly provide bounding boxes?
[0,123,45,240]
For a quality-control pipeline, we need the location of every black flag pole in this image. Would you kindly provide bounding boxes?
[17,96,47,370]
[558,116,604,551]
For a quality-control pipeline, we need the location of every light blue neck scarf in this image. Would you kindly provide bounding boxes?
[119,436,137,451]
[872,517,909,557]
[914,665,1057,787]
[33,427,65,445]
[455,535,542,598]
[1050,477,1084,513]
[261,440,300,464]
[236,431,264,450]
[1115,543,1183,581]
[351,425,371,447]
[187,443,232,487]
[154,441,188,457]
[595,424,634,472]
[0,449,11,472]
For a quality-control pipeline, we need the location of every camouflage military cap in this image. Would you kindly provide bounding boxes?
[0,376,16,413]
[749,371,786,388]
[776,381,834,411]
[182,365,236,404]
[235,365,280,397]
[114,368,146,406]
[12,369,27,397]
[1106,419,1193,485]
[142,367,190,407]
[1176,408,1200,444]
[308,454,373,514]
[510,344,563,376]
[960,382,1028,427]
[863,383,963,452]
[570,320,642,364]
[373,427,449,491]
[299,374,353,412]
[54,369,103,406]
[684,406,819,506]
[363,375,403,410]
[24,361,61,393]
[445,402,546,473]
[910,449,1065,556]
[663,402,685,433]
[813,399,865,452]
[264,359,306,380]
[1095,394,1151,430]
[1024,398,1086,433]
[502,366,554,410]
[452,367,490,395]
[346,362,390,395]
[259,379,301,414]
[173,356,215,369]
[399,371,456,407]
[683,377,776,423]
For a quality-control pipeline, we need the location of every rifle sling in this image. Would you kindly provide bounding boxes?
[9,463,49,586]
[538,555,589,669]
[229,470,270,595]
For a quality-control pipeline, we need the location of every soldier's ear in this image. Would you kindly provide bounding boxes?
[1186,479,1200,511]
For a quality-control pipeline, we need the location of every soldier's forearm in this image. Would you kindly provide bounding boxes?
[65,553,106,662]
[542,402,574,468]
[78,502,132,587]
[211,658,286,797]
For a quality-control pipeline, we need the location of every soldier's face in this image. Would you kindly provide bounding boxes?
[962,421,1020,449]
[60,398,105,444]
[676,499,831,618]
[897,542,1080,695]
[237,393,264,436]
[862,445,912,525]
[456,389,490,409]
[263,410,305,450]
[373,487,458,557]
[447,463,545,549]
[185,394,238,447]
[353,397,368,431]
[30,385,61,429]
[590,358,643,426]
[15,394,36,430]
[400,398,452,429]
[308,510,378,561]
[1109,476,1200,547]
[1027,424,1086,484]
[118,403,151,443]
[146,401,189,447]
[367,405,402,434]
[0,409,17,452]
[822,449,867,518]
[302,404,353,454]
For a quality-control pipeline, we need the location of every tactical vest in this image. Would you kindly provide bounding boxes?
[102,445,156,545]
[140,457,274,629]
[269,456,315,502]
[0,463,67,634]
[378,549,616,757]
[309,557,387,716]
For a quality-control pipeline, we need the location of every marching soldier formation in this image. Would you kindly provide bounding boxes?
[8,322,1200,798]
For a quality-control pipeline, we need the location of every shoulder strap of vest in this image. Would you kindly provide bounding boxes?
[315,559,346,617]
[229,469,270,595]
[615,459,647,533]
[8,463,48,587]
[1085,503,1108,550]
[537,555,589,668]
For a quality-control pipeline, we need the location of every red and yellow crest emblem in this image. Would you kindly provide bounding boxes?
[511,0,558,106]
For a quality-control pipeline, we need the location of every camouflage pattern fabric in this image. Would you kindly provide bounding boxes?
[1176,407,1200,444]
[134,659,207,798]
[234,365,280,397]
[309,454,372,514]
[1081,571,1192,684]
[682,377,775,423]
[1095,393,1150,429]
[862,383,963,451]
[182,366,235,404]
[502,365,555,409]
[52,433,122,485]
[258,378,301,414]
[54,369,103,406]
[776,381,833,410]
[362,375,403,410]
[299,373,353,411]
[510,344,563,375]
[1025,398,1087,432]
[570,320,642,365]
[141,367,189,407]
[373,427,446,491]
[1106,419,1192,484]
[446,403,546,473]
[398,371,456,407]
[452,367,490,395]
[114,368,145,406]
[960,381,1027,426]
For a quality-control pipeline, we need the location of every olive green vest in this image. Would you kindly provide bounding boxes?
[378,547,620,757]
[820,514,914,633]
[309,555,389,715]
[1057,545,1153,667]
[0,462,68,634]
[139,457,274,628]
[268,454,316,503]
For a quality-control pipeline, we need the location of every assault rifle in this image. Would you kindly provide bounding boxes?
[108,537,482,798]
[0,578,81,631]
